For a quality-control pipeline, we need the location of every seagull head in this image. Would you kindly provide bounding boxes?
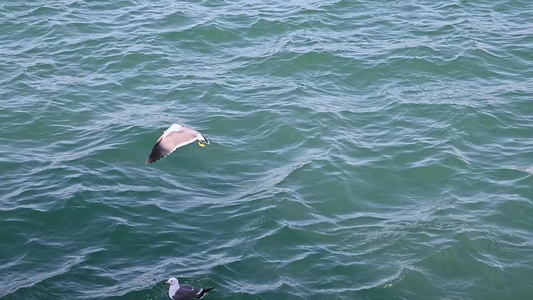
[165,277,179,286]
[197,134,210,147]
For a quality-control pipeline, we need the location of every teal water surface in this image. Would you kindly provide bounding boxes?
[1,1,532,299]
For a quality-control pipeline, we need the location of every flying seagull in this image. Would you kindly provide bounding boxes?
[146,124,209,164]
[164,277,214,300]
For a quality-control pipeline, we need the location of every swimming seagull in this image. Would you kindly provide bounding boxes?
[164,277,214,300]
[146,123,210,164]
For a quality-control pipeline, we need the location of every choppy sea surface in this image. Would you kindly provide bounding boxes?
[1,1,532,299]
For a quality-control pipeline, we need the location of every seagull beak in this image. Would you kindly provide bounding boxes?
[198,141,206,147]
[163,281,169,285]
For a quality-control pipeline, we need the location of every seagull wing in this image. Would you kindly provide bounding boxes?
[171,285,203,300]
[146,128,199,164]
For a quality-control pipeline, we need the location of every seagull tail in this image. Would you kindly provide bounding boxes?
[196,287,214,298]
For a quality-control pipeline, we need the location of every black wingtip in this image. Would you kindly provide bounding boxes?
[197,287,214,298]
[145,141,167,165]
[145,156,156,164]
